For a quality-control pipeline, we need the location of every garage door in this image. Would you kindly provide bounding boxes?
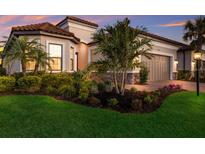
[141,54,170,81]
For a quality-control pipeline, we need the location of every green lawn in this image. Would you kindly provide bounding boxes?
[0,92,204,137]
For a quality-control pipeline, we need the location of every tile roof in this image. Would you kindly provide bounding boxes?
[12,22,80,41]
[56,16,99,27]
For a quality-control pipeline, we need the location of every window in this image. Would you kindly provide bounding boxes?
[49,43,62,71]
[70,47,74,71]
[26,60,35,71]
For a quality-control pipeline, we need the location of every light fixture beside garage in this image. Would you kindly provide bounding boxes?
[194,50,202,96]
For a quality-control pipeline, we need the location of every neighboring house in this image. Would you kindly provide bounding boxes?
[0,41,6,66]
[177,46,205,73]
[4,16,188,83]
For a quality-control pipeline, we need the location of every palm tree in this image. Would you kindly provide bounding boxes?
[31,46,52,74]
[183,16,205,51]
[4,36,44,75]
[92,18,152,95]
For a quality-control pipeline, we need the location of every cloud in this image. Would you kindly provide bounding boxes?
[22,15,49,22]
[0,15,18,24]
[159,21,187,27]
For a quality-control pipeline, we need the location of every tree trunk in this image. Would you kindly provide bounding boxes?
[113,70,120,94]
[120,70,126,95]
[34,63,39,75]
[21,60,26,76]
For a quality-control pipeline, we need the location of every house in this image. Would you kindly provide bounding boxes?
[4,16,188,83]
[177,46,205,73]
[0,41,6,66]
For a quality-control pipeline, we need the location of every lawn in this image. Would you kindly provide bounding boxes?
[0,92,204,137]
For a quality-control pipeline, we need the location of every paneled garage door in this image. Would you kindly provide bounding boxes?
[141,54,170,81]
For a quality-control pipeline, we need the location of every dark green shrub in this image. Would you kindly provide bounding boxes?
[104,81,113,92]
[13,72,24,80]
[87,96,101,107]
[0,67,6,76]
[177,70,191,80]
[44,85,57,95]
[89,81,98,94]
[0,76,15,92]
[41,73,72,93]
[143,95,153,104]
[58,84,76,99]
[78,87,89,102]
[131,99,143,111]
[108,98,119,106]
[139,64,149,84]
[130,87,138,93]
[98,82,106,92]
[17,75,41,92]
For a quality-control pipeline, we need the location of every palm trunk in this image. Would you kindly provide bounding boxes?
[21,60,26,76]
[34,63,39,75]
[120,70,126,95]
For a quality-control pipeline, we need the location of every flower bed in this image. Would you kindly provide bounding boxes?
[0,72,182,113]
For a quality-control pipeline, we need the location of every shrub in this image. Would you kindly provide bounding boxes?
[44,85,57,95]
[108,98,119,106]
[41,73,72,93]
[87,96,101,107]
[0,67,6,76]
[177,70,191,80]
[139,64,149,84]
[0,76,15,92]
[78,87,89,102]
[58,84,76,99]
[89,81,98,94]
[17,76,41,92]
[143,95,153,104]
[98,81,113,92]
[131,99,143,111]
[13,72,24,80]
[98,82,106,92]
[130,87,138,93]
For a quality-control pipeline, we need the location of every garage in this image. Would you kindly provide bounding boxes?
[141,54,170,81]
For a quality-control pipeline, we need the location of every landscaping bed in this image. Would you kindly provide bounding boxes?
[0,72,182,113]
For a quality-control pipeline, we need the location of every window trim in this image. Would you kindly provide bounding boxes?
[48,43,63,72]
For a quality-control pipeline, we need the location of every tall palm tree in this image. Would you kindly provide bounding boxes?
[92,18,152,95]
[183,16,205,51]
[4,36,44,75]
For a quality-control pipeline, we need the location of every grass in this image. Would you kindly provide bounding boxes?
[0,92,204,137]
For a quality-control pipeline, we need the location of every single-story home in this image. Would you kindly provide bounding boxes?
[3,16,191,83]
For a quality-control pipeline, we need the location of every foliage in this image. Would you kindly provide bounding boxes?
[177,70,192,80]
[17,75,41,92]
[108,98,119,106]
[183,16,205,51]
[0,67,6,76]
[4,36,45,75]
[87,96,101,107]
[139,64,149,84]
[78,87,89,102]
[58,84,76,99]
[92,18,152,95]
[143,95,153,104]
[89,81,99,94]
[130,87,138,93]
[41,73,72,93]
[131,99,143,111]
[0,76,15,92]
[44,85,57,95]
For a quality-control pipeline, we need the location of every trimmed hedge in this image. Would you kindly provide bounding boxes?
[0,76,15,92]
[17,76,42,92]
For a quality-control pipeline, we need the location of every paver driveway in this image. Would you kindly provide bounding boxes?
[126,80,205,92]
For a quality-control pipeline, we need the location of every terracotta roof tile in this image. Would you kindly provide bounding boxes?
[56,16,98,27]
[12,22,80,41]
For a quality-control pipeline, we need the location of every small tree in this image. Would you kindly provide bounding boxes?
[92,18,152,95]
[139,64,149,84]
[4,36,43,75]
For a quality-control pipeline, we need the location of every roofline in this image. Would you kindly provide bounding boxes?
[88,31,188,47]
[56,16,99,28]
[9,30,80,44]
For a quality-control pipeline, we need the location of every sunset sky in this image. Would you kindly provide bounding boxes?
[0,15,200,43]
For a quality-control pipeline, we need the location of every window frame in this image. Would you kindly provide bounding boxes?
[48,43,63,72]
[70,46,75,72]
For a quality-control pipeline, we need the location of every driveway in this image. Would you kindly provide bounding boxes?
[126,80,205,92]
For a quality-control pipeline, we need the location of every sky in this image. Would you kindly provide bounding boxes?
[0,15,199,43]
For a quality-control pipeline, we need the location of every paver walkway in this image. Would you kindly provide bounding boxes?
[126,80,205,92]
